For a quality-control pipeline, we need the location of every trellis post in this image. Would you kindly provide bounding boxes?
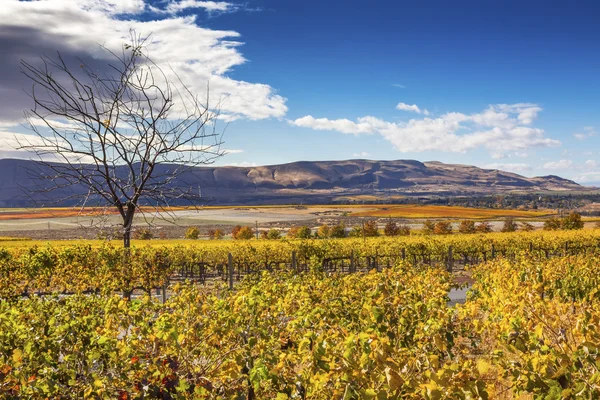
[228,253,234,290]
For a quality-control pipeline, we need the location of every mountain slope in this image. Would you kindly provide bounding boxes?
[0,158,584,206]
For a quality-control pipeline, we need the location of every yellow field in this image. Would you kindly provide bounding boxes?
[0,238,207,248]
[350,204,553,219]
[0,237,31,242]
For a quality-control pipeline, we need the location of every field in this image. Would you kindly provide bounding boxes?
[0,205,556,243]
[2,230,599,398]
[350,204,552,219]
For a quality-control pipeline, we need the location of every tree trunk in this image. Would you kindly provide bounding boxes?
[123,205,135,248]
[123,223,132,248]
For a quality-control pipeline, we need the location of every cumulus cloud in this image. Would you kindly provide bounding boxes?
[543,159,574,170]
[0,130,96,162]
[396,102,429,115]
[290,103,559,155]
[291,116,376,136]
[483,163,532,173]
[0,0,287,128]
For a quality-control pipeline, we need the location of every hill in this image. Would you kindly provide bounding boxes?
[0,158,585,207]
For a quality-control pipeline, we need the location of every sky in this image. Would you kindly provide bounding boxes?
[0,0,599,183]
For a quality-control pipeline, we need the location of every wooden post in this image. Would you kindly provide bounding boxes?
[564,241,569,256]
[529,242,533,253]
[228,253,234,290]
[162,281,167,304]
[292,251,297,272]
[401,248,406,261]
[447,246,453,273]
[491,244,496,259]
[350,253,355,273]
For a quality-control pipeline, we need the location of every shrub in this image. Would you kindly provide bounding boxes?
[208,229,224,240]
[397,224,411,236]
[185,227,200,240]
[288,226,312,239]
[267,229,281,240]
[287,226,300,238]
[520,222,535,232]
[422,220,435,235]
[317,225,331,239]
[501,218,518,233]
[475,222,493,233]
[297,226,312,238]
[232,225,254,240]
[543,217,562,231]
[133,228,153,240]
[348,226,363,238]
[561,212,584,230]
[363,220,379,237]
[433,221,452,235]
[329,223,347,238]
[458,220,476,234]
[384,221,400,236]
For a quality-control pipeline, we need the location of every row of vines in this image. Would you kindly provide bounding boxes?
[2,253,600,398]
[2,230,600,297]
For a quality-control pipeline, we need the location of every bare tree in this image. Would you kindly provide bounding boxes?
[18,34,225,247]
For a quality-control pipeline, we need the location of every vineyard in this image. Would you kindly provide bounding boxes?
[1,231,600,398]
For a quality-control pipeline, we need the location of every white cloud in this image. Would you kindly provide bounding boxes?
[165,1,235,13]
[223,149,244,154]
[483,163,532,173]
[392,84,406,89]
[352,152,371,158]
[0,0,287,126]
[290,103,559,155]
[226,161,257,167]
[585,160,598,169]
[543,159,574,170]
[573,172,600,183]
[0,130,96,162]
[490,150,530,160]
[573,126,596,140]
[396,102,429,115]
[291,116,376,136]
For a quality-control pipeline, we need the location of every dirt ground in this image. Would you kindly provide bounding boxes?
[0,205,563,241]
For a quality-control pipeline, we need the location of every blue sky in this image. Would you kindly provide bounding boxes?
[1,0,600,183]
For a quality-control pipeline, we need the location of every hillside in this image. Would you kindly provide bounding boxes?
[0,158,585,207]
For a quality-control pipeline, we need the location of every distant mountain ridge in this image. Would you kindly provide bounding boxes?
[0,158,585,207]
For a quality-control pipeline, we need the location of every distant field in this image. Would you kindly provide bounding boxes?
[0,204,552,220]
[350,204,553,219]
[0,238,195,248]
[0,237,31,242]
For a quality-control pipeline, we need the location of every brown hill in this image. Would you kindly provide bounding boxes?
[0,158,585,206]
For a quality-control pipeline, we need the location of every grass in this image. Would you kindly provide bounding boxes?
[350,204,554,219]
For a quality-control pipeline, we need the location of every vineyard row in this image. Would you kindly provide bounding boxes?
[2,230,600,298]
